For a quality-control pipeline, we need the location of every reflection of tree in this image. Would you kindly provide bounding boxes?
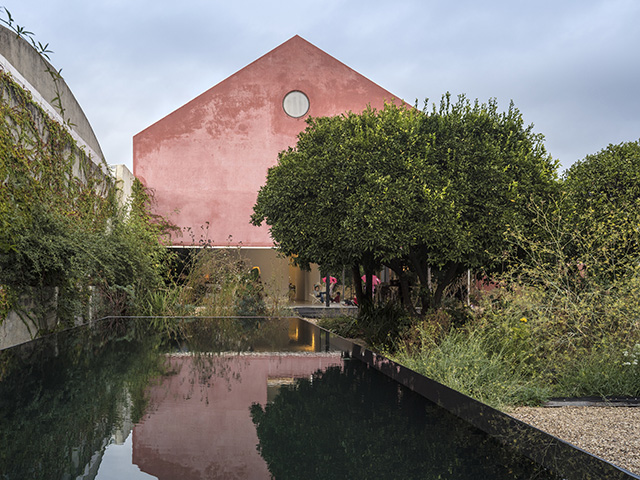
[177,317,293,353]
[174,317,321,358]
[251,361,558,480]
[171,318,321,405]
[0,320,168,479]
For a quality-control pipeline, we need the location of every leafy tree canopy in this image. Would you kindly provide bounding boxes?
[252,96,559,310]
[564,139,640,209]
[561,139,640,280]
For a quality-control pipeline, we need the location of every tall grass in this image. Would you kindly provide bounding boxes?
[390,268,640,409]
[393,316,551,409]
[388,199,640,408]
[142,247,287,318]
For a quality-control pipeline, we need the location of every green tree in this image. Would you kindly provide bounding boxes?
[252,97,558,312]
[251,105,422,307]
[562,139,640,281]
[404,95,558,308]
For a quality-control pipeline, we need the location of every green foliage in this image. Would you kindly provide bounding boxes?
[554,343,640,398]
[253,105,419,271]
[317,303,413,348]
[562,139,640,282]
[317,315,361,339]
[477,280,640,400]
[388,94,558,310]
[253,96,558,314]
[496,195,640,399]
[564,139,640,213]
[391,184,640,407]
[103,179,175,315]
[356,300,412,347]
[144,247,269,317]
[415,95,558,265]
[394,315,551,409]
[0,71,172,328]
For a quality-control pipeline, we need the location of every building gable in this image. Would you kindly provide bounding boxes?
[134,35,402,247]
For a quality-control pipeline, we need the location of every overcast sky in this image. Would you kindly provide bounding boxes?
[3,0,639,173]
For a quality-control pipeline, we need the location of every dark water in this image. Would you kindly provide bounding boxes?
[0,317,560,479]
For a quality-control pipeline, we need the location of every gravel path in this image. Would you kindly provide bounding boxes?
[507,406,640,476]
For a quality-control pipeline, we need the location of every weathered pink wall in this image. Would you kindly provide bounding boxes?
[134,35,403,247]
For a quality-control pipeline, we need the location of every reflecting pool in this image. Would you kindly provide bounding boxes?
[0,317,629,479]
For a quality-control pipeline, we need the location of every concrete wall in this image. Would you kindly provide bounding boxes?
[240,248,320,301]
[0,26,123,349]
[115,164,135,209]
[0,288,58,349]
[0,25,105,167]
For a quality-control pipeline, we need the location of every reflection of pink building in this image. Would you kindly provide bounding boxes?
[133,353,343,479]
[133,36,403,299]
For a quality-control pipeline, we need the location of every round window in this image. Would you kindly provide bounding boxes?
[283,91,310,118]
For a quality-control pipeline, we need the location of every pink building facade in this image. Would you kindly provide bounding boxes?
[133,36,403,299]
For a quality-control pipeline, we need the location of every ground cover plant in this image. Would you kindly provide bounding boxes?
[320,260,640,409]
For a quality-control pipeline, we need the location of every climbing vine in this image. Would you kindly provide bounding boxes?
[0,70,173,329]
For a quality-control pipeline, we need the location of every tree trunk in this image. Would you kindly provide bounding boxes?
[352,264,369,309]
[365,270,373,302]
[387,259,416,316]
[431,262,462,309]
[324,270,331,307]
[408,250,432,315]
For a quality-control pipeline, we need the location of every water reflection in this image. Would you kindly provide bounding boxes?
[0,317,339,479]
[0,317,630,480]
[0,319,167,480]
[251,360,559,480]
[352,346,640,480]
[133,352,342,479]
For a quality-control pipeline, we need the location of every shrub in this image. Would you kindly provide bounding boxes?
[148,248,268,317]
[317,315,360,339]
[357,301,412,348]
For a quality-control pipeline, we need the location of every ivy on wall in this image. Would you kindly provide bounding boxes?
[0,70,173,328]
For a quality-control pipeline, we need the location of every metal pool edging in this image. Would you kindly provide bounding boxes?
[309,319,640,480]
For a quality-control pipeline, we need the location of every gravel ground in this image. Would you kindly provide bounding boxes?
[506,406,640,476]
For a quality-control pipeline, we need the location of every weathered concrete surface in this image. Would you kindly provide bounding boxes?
[0,25,105,165]
[0,289,58,350]
[115,164,135,208]
[0,26,129,348]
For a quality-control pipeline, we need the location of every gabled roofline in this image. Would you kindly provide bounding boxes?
[134,35,404,139]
